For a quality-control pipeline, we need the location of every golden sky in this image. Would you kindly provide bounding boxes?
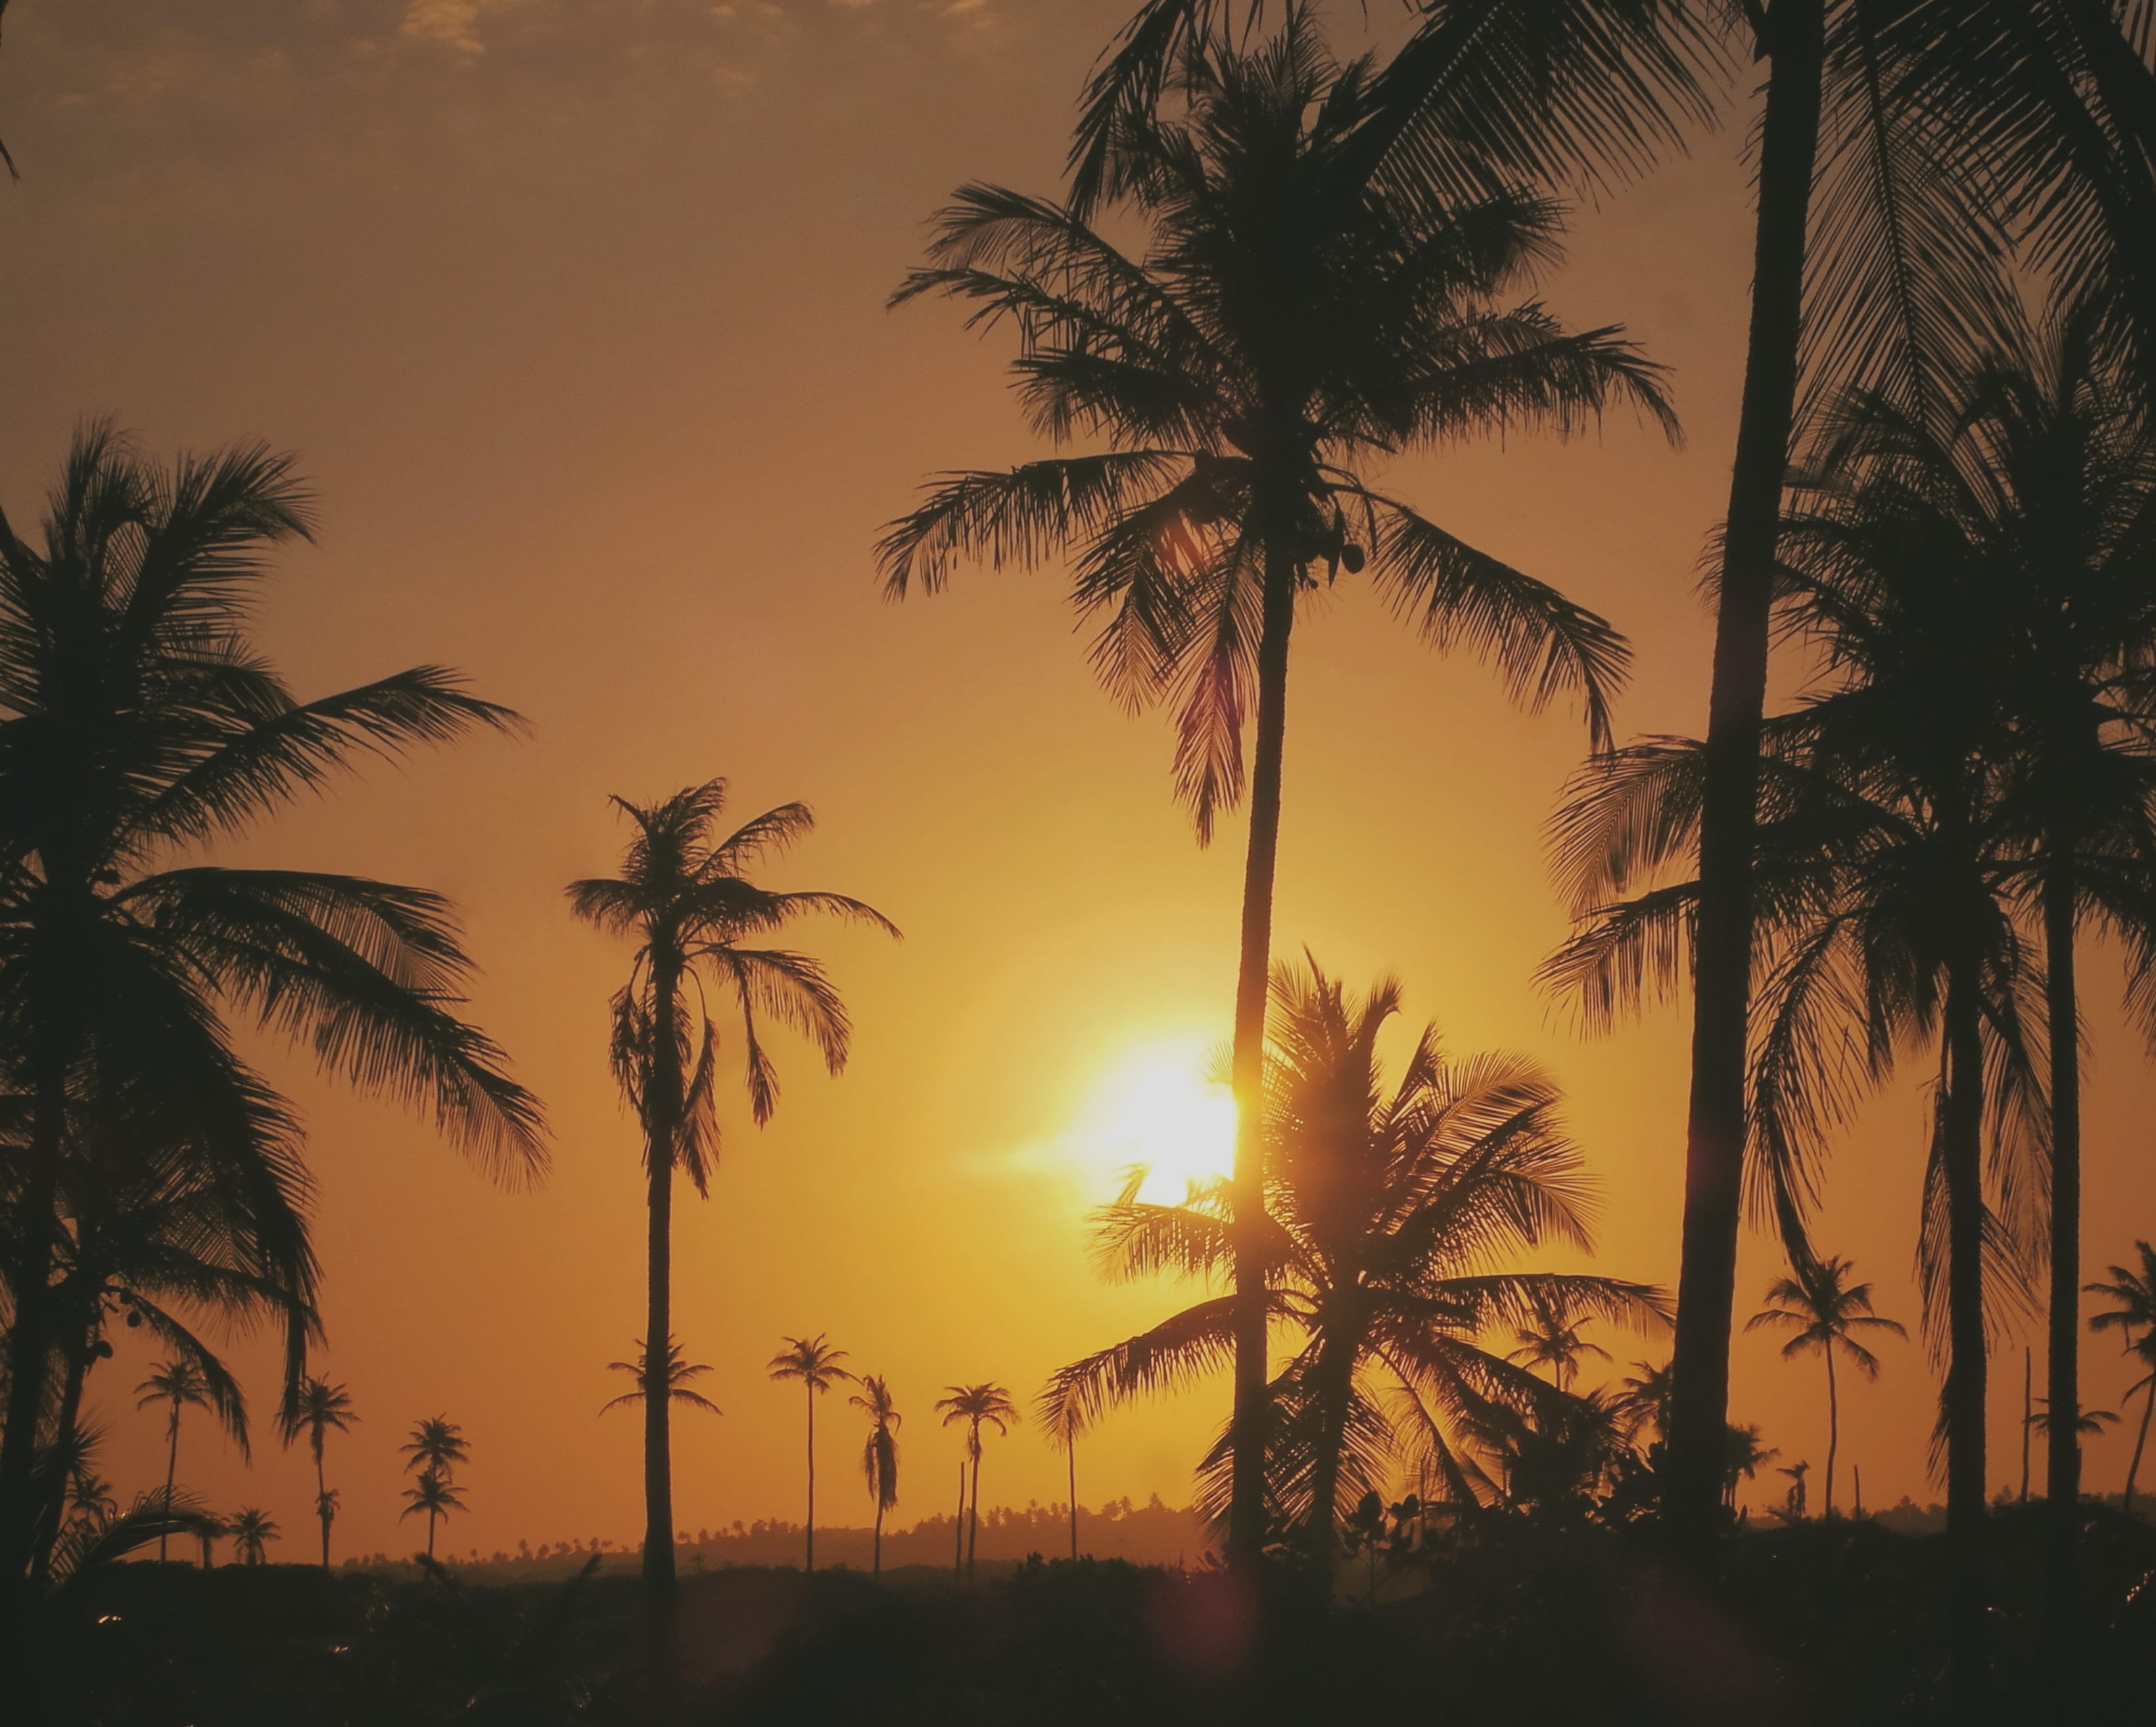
[3,0,2151,1563]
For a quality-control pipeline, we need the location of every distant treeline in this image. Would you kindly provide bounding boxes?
[337,1495,1208,1582]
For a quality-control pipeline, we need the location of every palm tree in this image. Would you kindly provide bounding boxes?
[401,1415,470,1484]
[400,1470,465,1563]
[0,427,546,1648]
[1746,1256,1906,1518]
[849,1375,902,1578]
[2089,1242,2156,1514]
[1073,1,2156,1619]
[1608,1360,1673,1447]
[1037,1385,1083,1561]
[1775,1459,1811,1521]
[882,17,1666,1562]
[1048,961,1667,1546]
[569,784,892,1625]
[936,1383,1017,1584]
[768,1335,853,1574]
[1722,1424,1780,1513]
[228,1507,277,1566]
[602,1337,724,1418]
[134,1361,215,1562]
[1507,1293,1613,1393]
[279,1379,356,1572]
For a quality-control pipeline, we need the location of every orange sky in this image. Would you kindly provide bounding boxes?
[2,0,2152,1564]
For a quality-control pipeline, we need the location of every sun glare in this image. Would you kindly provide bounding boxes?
[1075,1047,1238,1205]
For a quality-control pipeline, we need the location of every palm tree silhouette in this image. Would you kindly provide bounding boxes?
[768,1335,853,1574]
[1608,1361,1674,1448]
[229,1507,278,1566]
[400,1470,465,1562]
[1722,1424,1780,1513]
[1746,1256,1905,1518]
[1037,1386,1083,1561]
[849,1375,902,1578]
[280,1379,357,1572]
[401,1415,470,1484]
[135,1361,214,1562]
[1049,960,1666,1543]
[569,784,891,1631]
[1507,1294,1613,1394]
[2088,1242,2156,1514]
[1067,5,2156,1621]
[603,1337,723,1418]
[883,18,1665,1561]
[937,1384,1017,1583]
[0,427,546,1642]
[1775,1460,1810,1521]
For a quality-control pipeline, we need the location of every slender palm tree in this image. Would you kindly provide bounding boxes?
[400,1470,465,1563]
[1074,5,2156,1627]
[1722,1425,1780,1513]
[401,1416,469,1484]
[134,1361,214,1562]
[2089,1242,2156,1513]
[228,1507,277,1565]
[1608,1360,1673,1448]
[768,1335,853,1574]
[569,786,892,1629]
[279,1379,356,1572]
[1049,961,1667,1545]
[1746,1256,1906,1517]
[936,1383,1017,1584]
[882,16,1666,1562]
[1037,1386,1083,1561]
[849,1375,902,1577]
[602,1337,724,1418]
[0,427,546,1657]
[1507,1293,1613,1393]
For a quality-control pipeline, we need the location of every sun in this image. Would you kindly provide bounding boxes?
[1073,1045,1238,1205]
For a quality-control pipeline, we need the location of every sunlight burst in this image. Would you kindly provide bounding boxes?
[1075,1047,1238,1205]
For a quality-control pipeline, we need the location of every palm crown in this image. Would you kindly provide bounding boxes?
[400,1415,469,1481]
[768,1335,853,1396]
[603,1337,722,1417]
[881,16,1667,838]
[936,1383,1018,1460]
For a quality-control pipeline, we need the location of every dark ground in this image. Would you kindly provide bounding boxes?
[41,1505,2156,1726]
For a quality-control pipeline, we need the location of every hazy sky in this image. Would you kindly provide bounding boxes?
[3,0,2152,1563]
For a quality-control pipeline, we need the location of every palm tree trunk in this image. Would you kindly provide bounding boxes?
[2125,1374,2153,1515]
[1067,1442,1078,1562]
[1825,1345,1839,1519]
[967,1445,981,1584]
[427,1507,438,1563]
[642,945,684,1690]
[1227,535,1298,1569]
[872,1498,883,1578]
[1942,950,1992,1718]
[30,1336,95,1588]
[2020,1346,2032,1504]
[161,1411,181,1563]
[953,1464,965,1574]
[1666,0,1827,1564]
[2041,860,2081,1713]
[1303,1321,1362,1544]
[805,1386,816,1574]
[316,1444,330,1572]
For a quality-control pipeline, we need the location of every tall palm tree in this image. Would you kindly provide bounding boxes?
[2089,1242,2156,1513]
[0,427,546,1657]
[400,1470,465,1563]
[1049,960,1667,1545]
[1037,1385,1083,1561]
[569,785,892,1629]
[134,1360,214,1562]
[1071,2,2156,1621]
[768,1335,853,1575]
[849,1375,902,1577]
[1507,1292,1613,1393]
[936,1383,1017,1584]
[881,16,1665,1563]
[401,1415,469,1484]
[279,1379,356,1572]
[228,1507,277,1565]
[1746,1255,1905,1517]
[602,1337,724,1418]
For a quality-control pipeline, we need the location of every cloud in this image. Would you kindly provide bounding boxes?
[399,0,490,55]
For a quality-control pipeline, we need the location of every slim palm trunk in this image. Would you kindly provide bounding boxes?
[160,1411,181,1563]
[1667,0,1828,1564]
[1942,955,1992,1718]
[642,947,684,1690]
[805,1386,816,1574]
[316,1445,331,1572]
[2041,863,2082,1711]
[954,1465,965,1574]
[1825,1345,1840,1519]
[427,1507,438,1562]
[2021,1346,2032,1504]
[1227,540,1297,1567]
[967,1445,981,1583]
[1067,1443,1078,1562]
[873,1496,883,1578]
[2125,1376,2153,1515]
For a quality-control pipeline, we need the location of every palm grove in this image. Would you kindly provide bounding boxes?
[3,0,2156,1722]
